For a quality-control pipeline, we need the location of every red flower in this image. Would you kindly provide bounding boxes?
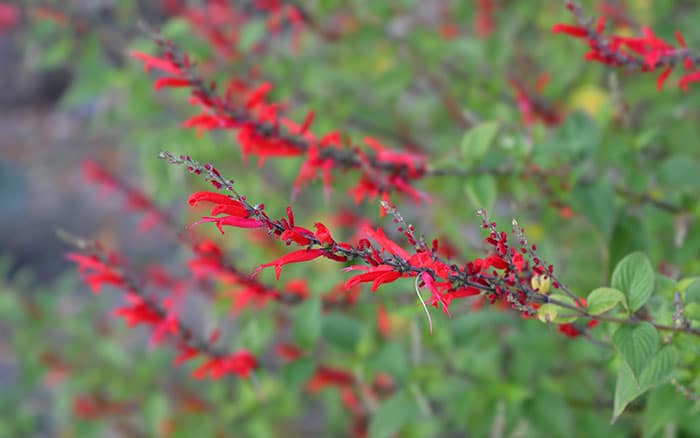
[421,271,451,317]
[343,265,403,291]
[153,77,193,91]
[191,216,264,234]
[557,323,581,338]
[275,343,302,361]
[280,226,315,246]
[254,249,325,280]
[362,226,409,259]
[551,24,588,38]
[66,252,125,294]
[306,366,355,393]
[314,222,334,245]
[192,350,258,379]
[129,51,182,75]
[0,2,19,34]
[174,343,200,366]
[113,294,163,327]
[376,304,391,338]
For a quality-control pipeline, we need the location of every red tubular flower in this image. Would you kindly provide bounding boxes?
[192,350,258,379]
[153,77,193,90]
[558,323,581,338]
[275,343,302,361]
[361,226,410,259]
[191,216,264,233]
[551,23,588,38]
[72,394,134,420]
[280,226,315,245]
[254,248,326,280]
[421,271,451,317]
[472,0,494,37]
[306,366,355,393]
[679,71,700,92]
[174,343,200,366]
[343,265,403,291]
[168,154,570,332]
[313,222,334,245]
[134,39,430,206]
[188,191,250,218]
[66,252,125,294]
[68,241,260,381]
[129,51,182,75]
[113,294,164,327]
[0,3,19,34]
[376,304,391,338]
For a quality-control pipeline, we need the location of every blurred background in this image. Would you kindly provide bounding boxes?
[2,0,700,436]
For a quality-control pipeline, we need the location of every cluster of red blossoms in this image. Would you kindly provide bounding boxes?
[162,153,581,332]
[72,148,598,387]
[67,246,258,380]
[70,159,373,384]
[130,38,429,214]
[553,1,700,91]
[181,0,306,59]
[64,1,631,392]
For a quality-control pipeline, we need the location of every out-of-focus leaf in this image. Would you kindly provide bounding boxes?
[368,390,419,438]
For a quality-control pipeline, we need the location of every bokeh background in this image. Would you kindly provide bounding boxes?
[2,0,700,436]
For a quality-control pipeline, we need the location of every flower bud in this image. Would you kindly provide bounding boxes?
[531,274,552,294]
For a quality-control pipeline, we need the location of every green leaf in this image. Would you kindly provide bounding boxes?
[282,358,316,389]
[143,394,169,436]
[612,323,659,384]
[460,121,499,165]
[368,390,419,438]
[634,127,659,151]
[609,213,647,271]
[685,303,700,321]
[323,313,363,352]
[611,252,655,312]
[684,279,700,304]
[614,345,678,422]
[239,19,267,51]
[571,183,617,239]
[587,287,627,315]
[643,383,690,438]
[657,156,700,191]
[526,391,574,437]
[613,360,645,422]
[161,17,190,40]
[464,174,497,212]
[292,298,321,348]
[639,345,678,389]
[369,342,409,383]
[558,110,601,158]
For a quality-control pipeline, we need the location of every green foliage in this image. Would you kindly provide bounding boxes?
[613,323,660,384]
[587,287,627,315]
[292,297,322,349]
[460,121,500,166]
[464,174,497,212]
[611,252,656,312]
[613,346,679,421]
[368,390,420,438]
[9,0,700,436]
